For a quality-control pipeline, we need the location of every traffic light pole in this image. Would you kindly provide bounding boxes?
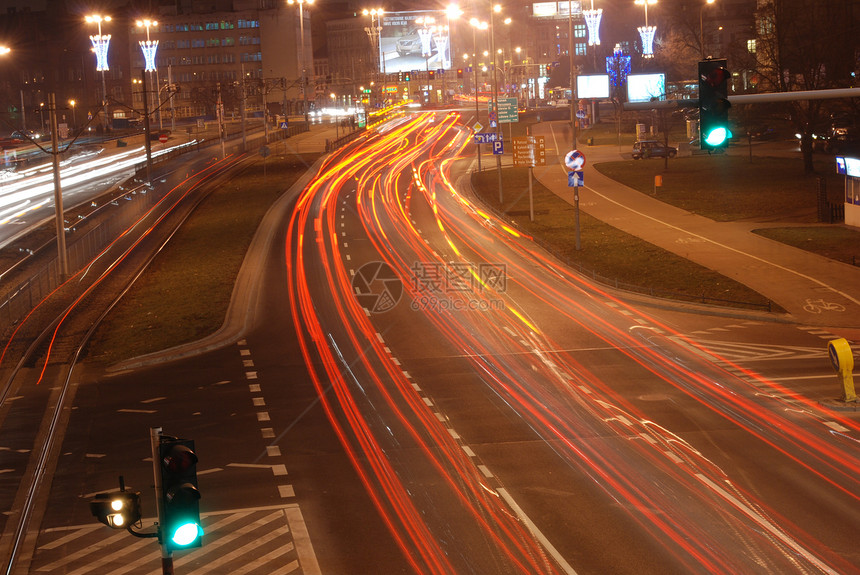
[150,427,174,575]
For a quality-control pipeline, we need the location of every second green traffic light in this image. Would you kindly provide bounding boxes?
[698,58,732,150]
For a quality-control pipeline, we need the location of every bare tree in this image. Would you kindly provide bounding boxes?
[753,0,857,173]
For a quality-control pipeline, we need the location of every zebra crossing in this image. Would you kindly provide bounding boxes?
[29,504,318,575]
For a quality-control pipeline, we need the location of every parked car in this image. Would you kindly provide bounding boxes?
[632,139,677,159]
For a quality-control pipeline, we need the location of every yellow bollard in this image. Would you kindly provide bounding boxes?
[828,338,856,402]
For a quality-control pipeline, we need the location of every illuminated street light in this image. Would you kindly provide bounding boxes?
[363,8,384,105]
[136,19,159,127]
[469,17,488,171]
[583,1,603,46]
[635,0,657,58]
[700,0,716,59]
[288,0,314,127]
[0,46,10,55]
[69,99,76,130]
[86,14,112,131]
[136,19,159,72]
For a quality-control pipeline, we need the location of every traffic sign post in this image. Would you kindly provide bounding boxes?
[513,135,547,222]
[564,149,585,251]
[474,132,500,144]
[492,140,504,155]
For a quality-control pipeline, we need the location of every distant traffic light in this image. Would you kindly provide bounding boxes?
[698,58,732,150]
[159,438,203,550]
[457,68,464,79]
[90,488,141,529]
[428,70,435,80]
[404,72,411,82]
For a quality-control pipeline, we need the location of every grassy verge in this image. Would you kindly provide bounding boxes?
[752,226,860,267]
[86,151,319,364]
[594,154,846,222]
[472,166,775,310]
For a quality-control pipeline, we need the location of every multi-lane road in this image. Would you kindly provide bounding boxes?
[6,111,860,574]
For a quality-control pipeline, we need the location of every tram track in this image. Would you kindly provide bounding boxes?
[0,152,253,575]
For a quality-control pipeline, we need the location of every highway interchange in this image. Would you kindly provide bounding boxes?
[2,111,859,574]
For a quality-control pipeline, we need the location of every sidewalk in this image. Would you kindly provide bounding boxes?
[529,121,860,335]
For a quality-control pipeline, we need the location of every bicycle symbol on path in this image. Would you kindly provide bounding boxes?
[803,298,846,314]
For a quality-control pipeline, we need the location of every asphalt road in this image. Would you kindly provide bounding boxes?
[23,111,860,574]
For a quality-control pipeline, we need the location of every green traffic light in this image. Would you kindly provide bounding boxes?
[704,127,732,147]
[171,521,203,547]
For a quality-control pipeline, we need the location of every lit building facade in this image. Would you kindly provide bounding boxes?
[131,0,311,120]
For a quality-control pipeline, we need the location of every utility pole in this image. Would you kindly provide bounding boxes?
[141,70,153,185]
[48,93,68,277]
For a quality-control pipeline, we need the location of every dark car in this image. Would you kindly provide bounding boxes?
[632,140,677,159]
[11,129,42,141]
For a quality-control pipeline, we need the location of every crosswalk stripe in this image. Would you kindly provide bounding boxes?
[144,511,286,575]
[37,525,101,550]
[185,526,292,575]
[36,535,153,574]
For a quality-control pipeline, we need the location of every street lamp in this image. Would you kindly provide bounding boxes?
[489,3,503,203]
[635,0,657,58]
[288,0,314,127]
[69,99,76,130]
[469,18,487,171]
[363,8,384,106]
[85,14,112,132]
[700,0,716,59]
[0,46,9,55]
[136,19,159,126]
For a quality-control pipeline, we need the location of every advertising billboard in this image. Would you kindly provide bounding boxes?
[381,11,453,75]
[532,1,582,18]
[627,73,666,103]
[577,75,610,99]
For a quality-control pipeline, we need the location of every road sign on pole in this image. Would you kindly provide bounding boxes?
[492,140,504,155]
[564,149,586,171]
[474,132,500,144]
[512,136,546,167]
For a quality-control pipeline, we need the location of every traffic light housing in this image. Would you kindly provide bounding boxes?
[428,70,435,80]
[404,72,411,82]
[457,68,464,79]
[159,438,203,550]
[90,489,141,529]
[698,58,732,150]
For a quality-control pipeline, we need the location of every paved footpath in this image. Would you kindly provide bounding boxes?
[528,121,860,337]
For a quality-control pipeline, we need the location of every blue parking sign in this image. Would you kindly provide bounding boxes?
[492,140,504,155]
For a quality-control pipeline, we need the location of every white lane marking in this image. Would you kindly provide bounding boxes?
[497,487,580,575]
[695,473,839,574]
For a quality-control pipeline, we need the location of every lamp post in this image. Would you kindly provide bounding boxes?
[489,3,503,204]
[363,8,384,106]
[288,0,314,127]
[85,14,111,132]
[635,0,657,58]
[469,18,487,172]
[69,99,76,130]
[700,0,716,59]
[136,19,159,127]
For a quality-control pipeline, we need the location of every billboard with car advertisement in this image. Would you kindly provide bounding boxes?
[381,11,453,75]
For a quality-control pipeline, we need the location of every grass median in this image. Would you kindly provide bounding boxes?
[471,166,776,310]
[86,151,319,364]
